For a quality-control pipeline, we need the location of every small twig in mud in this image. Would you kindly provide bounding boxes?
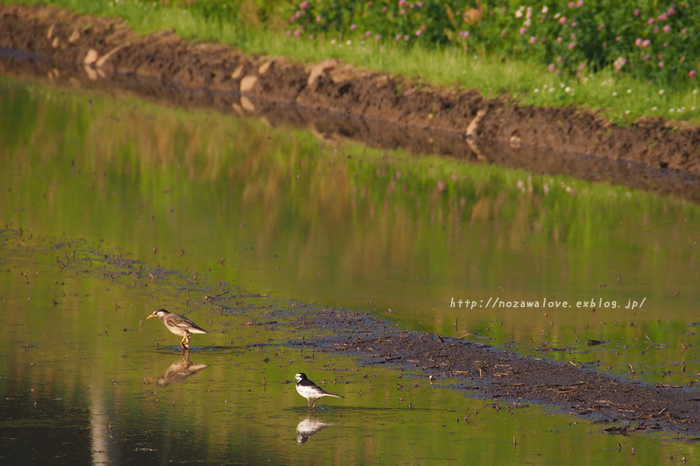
[568,361,581,369]
[628,363,636,375]
[219,258,226,265]
[645,335,654,344]
[435,333,445,343]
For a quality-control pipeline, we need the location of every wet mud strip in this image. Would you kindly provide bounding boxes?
[278,305,700,437]
[2,4,700,202]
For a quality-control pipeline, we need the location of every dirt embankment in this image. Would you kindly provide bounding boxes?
[2,3,700,202]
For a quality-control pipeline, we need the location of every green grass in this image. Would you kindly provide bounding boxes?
[4,0,700,125]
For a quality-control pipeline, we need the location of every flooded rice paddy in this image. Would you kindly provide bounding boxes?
[1,73,699,463]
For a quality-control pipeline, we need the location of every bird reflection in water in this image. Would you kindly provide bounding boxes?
[150,350,208,387]
[296,414,334,444]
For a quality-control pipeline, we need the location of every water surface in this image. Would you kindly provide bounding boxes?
[1,74,699,463]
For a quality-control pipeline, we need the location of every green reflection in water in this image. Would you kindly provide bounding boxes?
[1,75,698,387]
[1,74,699,462]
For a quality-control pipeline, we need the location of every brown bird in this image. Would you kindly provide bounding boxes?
[146,309,208,349]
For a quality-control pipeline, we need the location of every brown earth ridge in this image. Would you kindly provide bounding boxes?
[2,4,700,202]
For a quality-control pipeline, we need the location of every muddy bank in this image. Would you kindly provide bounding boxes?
[277,305,700,437]
[3,53,699,203]
[2,3,700,202]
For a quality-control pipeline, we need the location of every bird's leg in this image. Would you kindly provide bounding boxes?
[181,335,189,349]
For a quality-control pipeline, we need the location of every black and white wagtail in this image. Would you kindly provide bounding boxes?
[295,372,344,408]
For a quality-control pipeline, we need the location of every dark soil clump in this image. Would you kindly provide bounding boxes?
[281,305,700,436]
[2,3,700,202]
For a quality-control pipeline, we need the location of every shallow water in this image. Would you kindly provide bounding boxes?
[1,75,699,463]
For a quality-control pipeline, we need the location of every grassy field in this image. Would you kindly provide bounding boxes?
[4,0,699,125]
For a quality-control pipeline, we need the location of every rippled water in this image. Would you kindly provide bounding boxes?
[1,73,699,463]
